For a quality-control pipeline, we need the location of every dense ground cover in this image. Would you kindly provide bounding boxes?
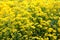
[0,0,60,40]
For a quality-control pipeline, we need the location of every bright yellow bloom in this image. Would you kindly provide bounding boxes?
[48,28,53,32]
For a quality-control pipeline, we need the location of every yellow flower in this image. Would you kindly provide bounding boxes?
[38,25,42,28]
[48,28,53,32]
[40,38,44,40]
[58,28,60,32]
[53,29,56,32]
[44,37,49,40]
[58,20,60,26]
[48,34,53,37]
[52,36,57,39]
[31,26,35,29]
[11,28,17,33]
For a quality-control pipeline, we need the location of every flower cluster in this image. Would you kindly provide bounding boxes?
[0,0,60,40]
